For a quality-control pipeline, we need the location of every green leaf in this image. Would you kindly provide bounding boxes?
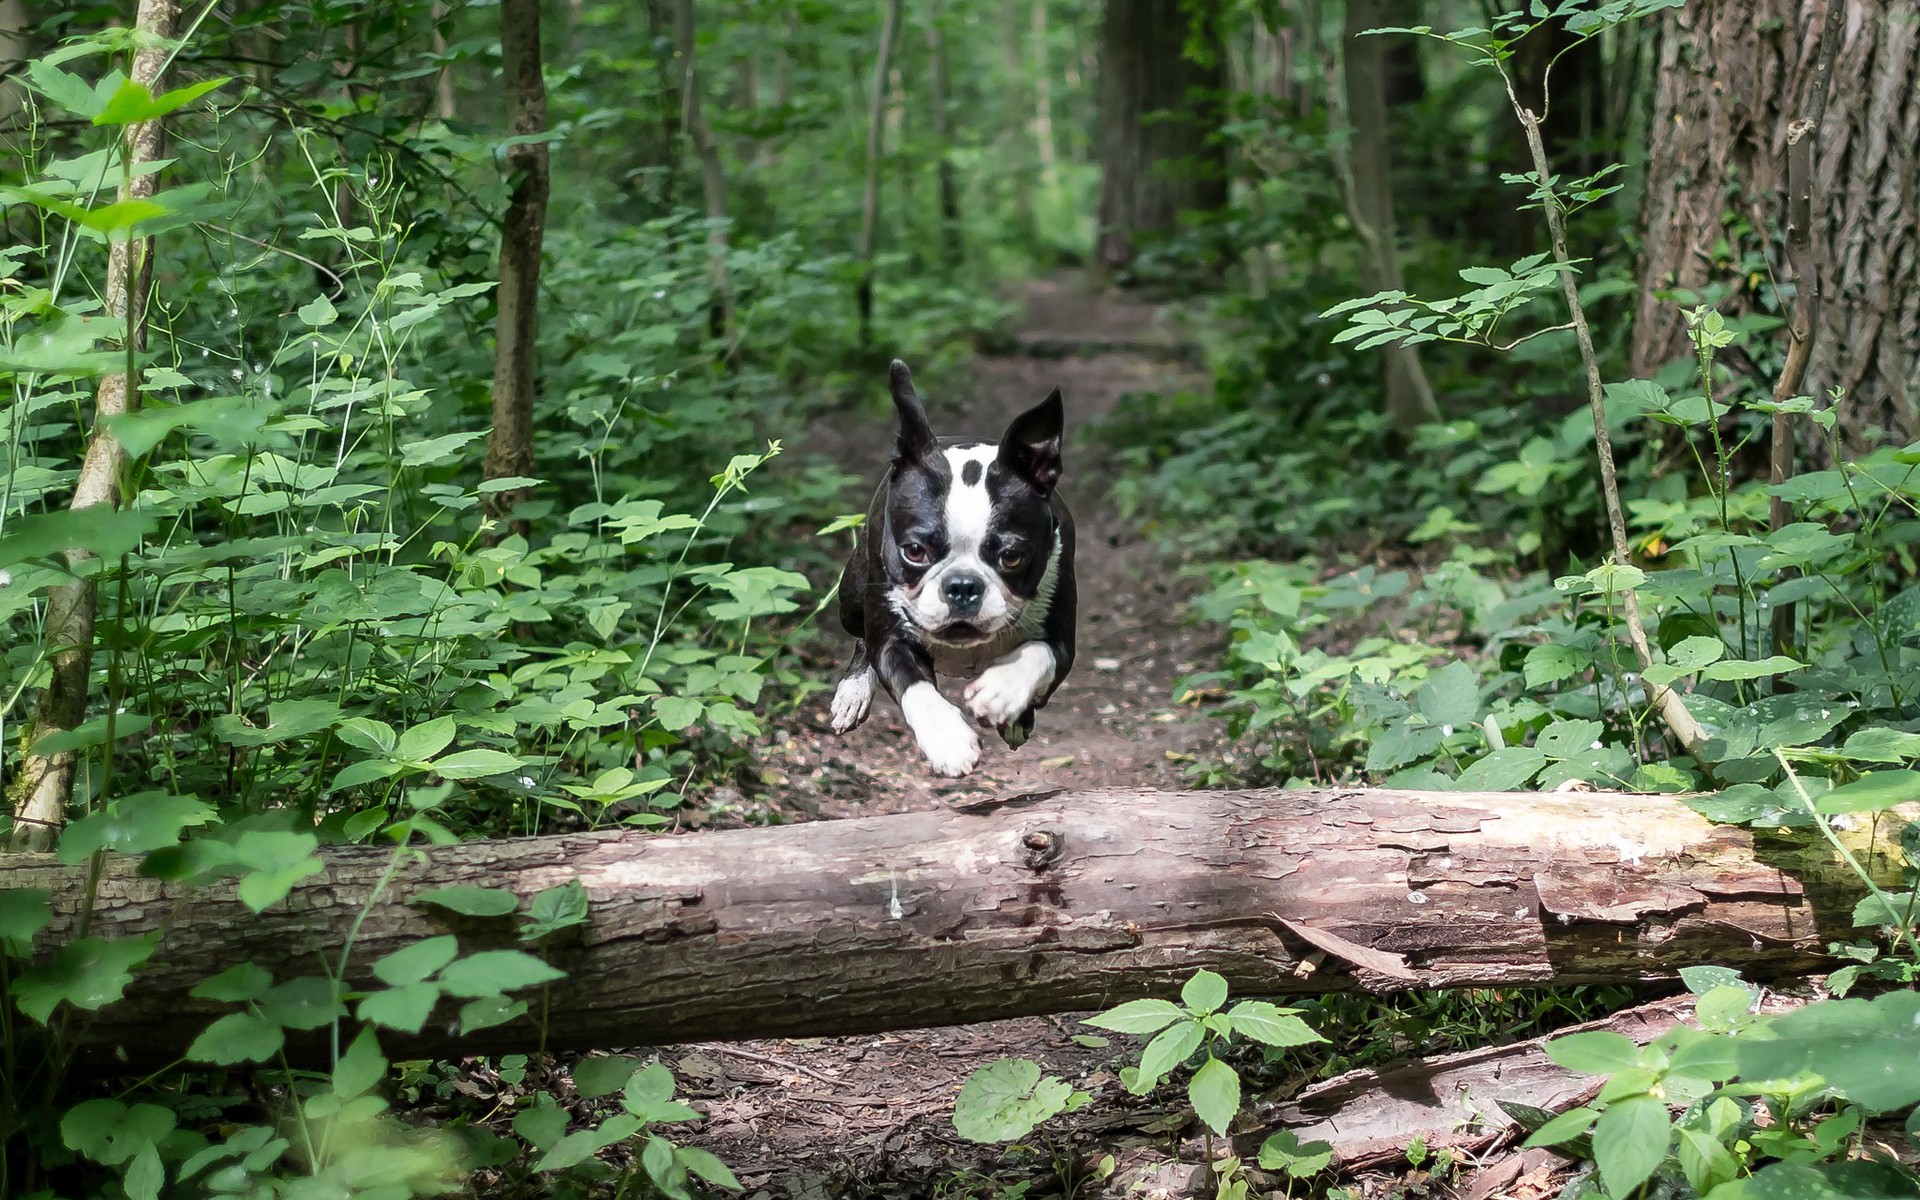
[414,885,519,917]
[188,1011,285,1065]
[436,949,563,998]
[0,888,53,956]
[62,1099,176,1166]
[9,933,159,1023]
[191,962,272,1003]
[1224,1001,1324,1048]
[297,293,338,327]
[1816,770,1920,814]
[1133,1019,1204,1094]
[58,793,215,863]
[26,60,104,118]
[331,758,401,791]
[0,507,153,568]
[1676,1126,1738,1195]
[574,1055,642,1099]
[1545,1030,1642,1076]
[1084,997,1186,1034]
[334,718,397,755]
[92,76,230,125]
[1452,747,1548,791]
[333,1027,388,1099]
[1679,964,1748,995]
[373,935,461,987]
[1414,660,1478,728]
[513,1093,569,1151]
[1188,1056,1241,1137]
[677,1145,743,1191]
[534,1115,642,1172]
[232,831,323,912]
[431,748,525,780]
[1735,990,1920,1112]
[393,716,457,763]
[257,976,345,1032]
[1592,1094,1671,1199]
[1699,655,1808,682]
[651,695,704,731]
[1522,1105,1598,1148]
[125,1140,164,1200]
[213,698,342,748]
[1180,969,1229,1014]
[357,981,441,1034]
[522,878,591,941]
[1735,1160,1920,1200]
[1256,1129,1334,1178]
[952,1057,1076,1143]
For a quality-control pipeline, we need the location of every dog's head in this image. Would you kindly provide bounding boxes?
[879,360,1064,647]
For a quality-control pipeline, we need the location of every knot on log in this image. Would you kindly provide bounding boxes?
[1021,827,1063,870]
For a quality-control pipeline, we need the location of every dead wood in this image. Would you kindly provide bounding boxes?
[4,787,1895,1066]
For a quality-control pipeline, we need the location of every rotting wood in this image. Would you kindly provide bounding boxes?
[1252,989,1814,1171]
[3,788,1901,1066]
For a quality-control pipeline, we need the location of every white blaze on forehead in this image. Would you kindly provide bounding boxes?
[941,443,997,556]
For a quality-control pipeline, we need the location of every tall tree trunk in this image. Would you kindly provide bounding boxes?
[481,0,549,539]
[1030,0,1059,194]
[7,787,1890,1068]
[1094,0,1228,272]
[10,0,178,852]
[431,0,456,121]
[1001,0,1040,248]
[856,0,905,347]
[1632,1,1919,451]
[1339,0,1441,429]
[670,0,736,352]
[0,0,28,125]
[926,0,962,266]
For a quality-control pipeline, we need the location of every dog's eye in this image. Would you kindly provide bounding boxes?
[1000,549,1027,571]
[901,542,930,566]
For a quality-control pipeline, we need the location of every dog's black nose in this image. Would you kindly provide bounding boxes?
[943,573,985,614]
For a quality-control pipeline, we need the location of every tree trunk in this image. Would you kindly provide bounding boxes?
[926,0,963,267]
[1631,0,1919,450]
[431,0,456,121]
[9,0,178,852]
[481,0,549,539]
[1094,0,1228,272]
[0,0,29,126]
[1340,0,1441,429]
[8,787,1891,1067]
[856,0,905,346]
[670,0,736,353]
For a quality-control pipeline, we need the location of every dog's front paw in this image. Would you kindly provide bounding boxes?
[901,682,981,777]
[964,643,1056,728]
[830,666,875,734]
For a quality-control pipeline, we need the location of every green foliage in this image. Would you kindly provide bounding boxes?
[1526,971,1920,1198]
[951,1057,1090,1144]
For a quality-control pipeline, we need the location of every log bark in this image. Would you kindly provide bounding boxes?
[1631,1,1919,453]
[480,0,549,539]
[10,0,177,851]
[6,788,1896,1067]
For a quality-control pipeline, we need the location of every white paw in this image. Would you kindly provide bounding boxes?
[900,682,981,777]
[830,667,875,734]
[964,643,1056,727]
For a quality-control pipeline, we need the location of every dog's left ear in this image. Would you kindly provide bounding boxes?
[998,386,1064,494]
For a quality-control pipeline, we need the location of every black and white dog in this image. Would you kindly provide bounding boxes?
[829,361,1076,777]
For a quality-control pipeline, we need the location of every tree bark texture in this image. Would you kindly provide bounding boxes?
[6,788,1896,1066]
[1094,0,1227,271]
[669,0,736,351]
[1342,0,1440,429]
[1631,1,1919,450]
[855,0,904,347]
[481,0,549,538]
[10,0,178,852]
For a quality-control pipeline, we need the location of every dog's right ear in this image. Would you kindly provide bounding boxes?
[889,359,936,466]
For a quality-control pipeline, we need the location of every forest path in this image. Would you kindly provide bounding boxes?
[660,275,1231,1197]
[769,271,1225,818]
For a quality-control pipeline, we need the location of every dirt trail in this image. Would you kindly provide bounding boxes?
[770,273,1223,817]
[664,275,1226,1197]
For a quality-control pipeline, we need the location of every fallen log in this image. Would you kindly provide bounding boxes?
[1253,988,1815,1171]
[2,787,1895,1064]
